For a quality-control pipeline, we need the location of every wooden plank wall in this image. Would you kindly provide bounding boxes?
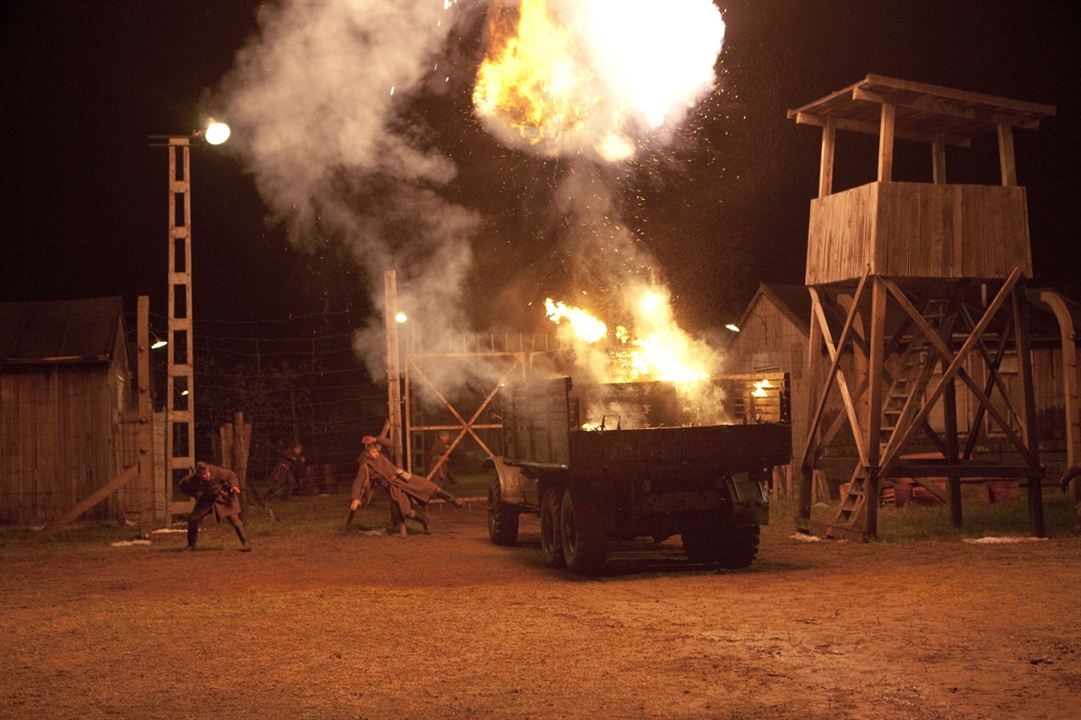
[805,184,875,285]
[0,364,122,524]
[724,294,850,489]
[807,182,1031,285]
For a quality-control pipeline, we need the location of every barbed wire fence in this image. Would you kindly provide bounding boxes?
[132,308,388,486]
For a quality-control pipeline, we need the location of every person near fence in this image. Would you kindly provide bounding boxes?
[180,461,252,551]
[264,442,306,501]
[349,434,463,537]
[428,430,458,487]
[1060,464,1081,535]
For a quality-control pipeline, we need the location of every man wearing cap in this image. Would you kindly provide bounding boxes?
[180,461,253,551]
[349,434,463,536]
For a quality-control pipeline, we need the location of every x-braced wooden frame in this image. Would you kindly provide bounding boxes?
[405,353,526,480]
[799,267,1044,540]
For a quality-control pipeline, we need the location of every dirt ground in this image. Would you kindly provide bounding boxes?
[1,494,1078,720]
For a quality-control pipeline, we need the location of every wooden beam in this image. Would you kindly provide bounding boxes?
[1012,283,1044,537]
[961,307,1013,460]
[932,135,947,184]
[800,274,871,474]
[860,74,1057,125]
[854,85,1046,131]
[810,286,870,468]
[884,463,1035,478]
[136,296,154,536]
[944,376,962,528]
[800,303,823,521]
[877,103,895,182]
[819,117,836,198]
[35,465,139,542]
[867,278,887,466]
[792,111,971,147]
[997,123,1017,187]
[880,271,1029,472]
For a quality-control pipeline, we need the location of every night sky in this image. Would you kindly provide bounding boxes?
[2,0,1078,337]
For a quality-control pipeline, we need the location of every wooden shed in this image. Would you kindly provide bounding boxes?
[0,296,134,524]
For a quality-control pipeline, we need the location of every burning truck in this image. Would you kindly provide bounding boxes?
[487,372,791,576]
[486,296,792,576]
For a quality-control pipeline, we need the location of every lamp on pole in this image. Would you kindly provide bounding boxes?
[148,119,230,522]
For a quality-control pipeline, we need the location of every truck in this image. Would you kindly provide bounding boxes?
[486,372,793,575]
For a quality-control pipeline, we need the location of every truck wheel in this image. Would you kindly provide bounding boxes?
[560,487,607,576]
[716,524,760,569]
[487,479,520,546]
[540,486,565,568]
[681,523,721,563]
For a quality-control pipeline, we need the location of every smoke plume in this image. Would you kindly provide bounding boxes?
[214,0,483,387]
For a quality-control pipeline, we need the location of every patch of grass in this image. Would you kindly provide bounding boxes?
[766,491,1077,541]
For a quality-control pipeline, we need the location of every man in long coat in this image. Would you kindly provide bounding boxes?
[180,462,252,551]
[350,435,463,536]
[264,442,305,500]
[428,430,458,487]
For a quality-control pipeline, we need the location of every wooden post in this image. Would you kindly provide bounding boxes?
[877,103,895,182]
[136,296,154,536]
[800,300,823,522]
[384,270,404,466]
[859,279,887,538]
[997,123,1017,187]
[944,376,962,527]
[1011,282,1044,537]
[932,135,947,184]
[234,410,250,518]
[818,116,836,198]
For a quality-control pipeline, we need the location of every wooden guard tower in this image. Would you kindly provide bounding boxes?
[788,75,1056,541]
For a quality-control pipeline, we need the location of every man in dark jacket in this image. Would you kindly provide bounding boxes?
[180,462,252,551]
[349,435,463,536]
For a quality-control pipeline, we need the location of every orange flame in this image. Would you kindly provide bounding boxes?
[473,0,725,163]
[473,0,595,157]
[544,288,713,384]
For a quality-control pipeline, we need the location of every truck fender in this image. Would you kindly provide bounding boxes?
[724,470,771,526]
[489,456,528,505]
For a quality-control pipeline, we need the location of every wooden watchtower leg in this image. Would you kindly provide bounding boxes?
[1012,281,1044,537]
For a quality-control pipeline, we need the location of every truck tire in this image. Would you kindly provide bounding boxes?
[540,486,565,568]
[487,478,520,546]
[680,523,721,563]
[560,487,607,576]
[715,524,759,569]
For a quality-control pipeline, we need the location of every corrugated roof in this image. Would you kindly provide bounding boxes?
[0,296,124,366]
[788,74,1056,146]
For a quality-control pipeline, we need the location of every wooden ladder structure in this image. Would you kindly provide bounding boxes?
[164,137,196,520]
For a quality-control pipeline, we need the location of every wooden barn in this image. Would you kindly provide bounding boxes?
[725,283,1081,499]
[0,296,136,524]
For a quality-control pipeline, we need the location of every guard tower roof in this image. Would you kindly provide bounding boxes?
[787,74,1056,146]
